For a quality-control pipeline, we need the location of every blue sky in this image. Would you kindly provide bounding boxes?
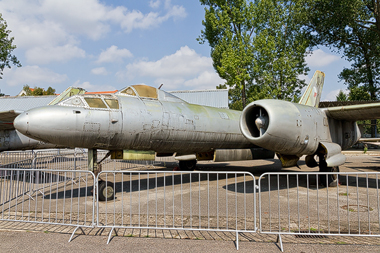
[0,0,349,101]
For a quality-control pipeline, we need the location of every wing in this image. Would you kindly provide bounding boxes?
[0,110,22,130]
[324,102,380,121]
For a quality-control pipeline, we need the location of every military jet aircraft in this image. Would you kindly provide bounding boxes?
[13,80,279,200]
[240,70,380,186]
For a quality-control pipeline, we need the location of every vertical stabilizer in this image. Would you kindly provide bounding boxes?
[298,70,325,107]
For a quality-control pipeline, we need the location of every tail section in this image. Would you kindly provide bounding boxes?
[299,70,325,107]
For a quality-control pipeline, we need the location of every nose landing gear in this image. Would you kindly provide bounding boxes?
[88,149,115,201]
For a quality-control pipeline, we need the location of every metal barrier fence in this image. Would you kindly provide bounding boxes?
[96,171,256,246]
[0,149,160,171]
[258,172,380,251]
[2,164,380,251]
[0,168,96,241]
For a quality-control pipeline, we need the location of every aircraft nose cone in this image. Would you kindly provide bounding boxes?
[14,112,29,135]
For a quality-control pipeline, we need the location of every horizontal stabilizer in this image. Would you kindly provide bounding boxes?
[320,141,346,167]
[324,102,380,121]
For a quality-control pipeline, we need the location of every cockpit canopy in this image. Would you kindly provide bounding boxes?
[118,84,184,102]
[59,94,119,109]
[58,84,184,109]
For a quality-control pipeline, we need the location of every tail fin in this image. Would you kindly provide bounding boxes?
[298,70,325,107]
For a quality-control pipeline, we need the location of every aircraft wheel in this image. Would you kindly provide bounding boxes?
[98,181,115,201]
[178,160,197,171]
[319,166,339,187]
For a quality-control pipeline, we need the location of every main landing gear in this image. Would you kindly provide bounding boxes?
[178,159,197,171]
[317,154,339,187]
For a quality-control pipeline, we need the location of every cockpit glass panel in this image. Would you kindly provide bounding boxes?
[121,87,136,96]
[132,85,157,99]
[62,97,85,107]
[104,99,119,109]
[84,97,107,108]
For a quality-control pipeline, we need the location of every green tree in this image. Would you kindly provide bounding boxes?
[0,13,21,78]
[199,0,311,107]
[22,85,32,96]
[307,0,380,137]
[250,0,310,101]
[45,87,56,95]
[336,90,348,101]
[198,0,255,108]
[347,86,371,101]
[22,85,56,96]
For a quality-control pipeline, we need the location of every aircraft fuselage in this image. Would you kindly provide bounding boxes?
[14,90,252,154]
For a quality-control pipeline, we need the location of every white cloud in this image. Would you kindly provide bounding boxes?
[109,3,187,33]
[0,0,186,60]
[73,80,116,92]
[25,44,86,64]
[149,0,161,8]
[96,45,133,64]
[3,65,68,87]
[306,49,340,67]
[91,67,108,75]
[119,46,224,90]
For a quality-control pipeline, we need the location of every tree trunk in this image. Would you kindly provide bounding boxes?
[241,80,246,108]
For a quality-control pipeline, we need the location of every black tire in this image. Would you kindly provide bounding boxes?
[98,181,115,201]
[319,166,339,187]
[178,160,197,171]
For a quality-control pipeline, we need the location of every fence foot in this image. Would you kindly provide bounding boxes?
[276,234,283,252]
[107,227,118,244]
[69,226,85,242]
[235,231,239,250]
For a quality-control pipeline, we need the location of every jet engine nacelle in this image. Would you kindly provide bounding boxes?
[240,99,329,156]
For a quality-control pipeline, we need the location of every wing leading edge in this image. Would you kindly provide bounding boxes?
[324,102,380,121]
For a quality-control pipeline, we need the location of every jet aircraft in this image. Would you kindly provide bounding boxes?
[12,81,278,200]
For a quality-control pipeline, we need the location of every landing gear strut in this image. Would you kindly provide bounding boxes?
[318,154,339,187]
[88,149,115,201]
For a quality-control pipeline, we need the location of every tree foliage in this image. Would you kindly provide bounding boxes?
[199,0,311,108]
[336,90,347,101]
[307,0,380,137]
[308,0,380,100]
[0,13,20,78]
[22,85,56,96]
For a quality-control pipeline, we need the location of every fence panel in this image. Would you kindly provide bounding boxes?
[96,170,256,244]
[259,172,380,237]
[0,168,95,231]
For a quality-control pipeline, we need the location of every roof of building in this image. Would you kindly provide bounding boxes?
[0,96,56,112]
[319,100,380,108]
[169,89,229,109]
[85,90,118,94]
